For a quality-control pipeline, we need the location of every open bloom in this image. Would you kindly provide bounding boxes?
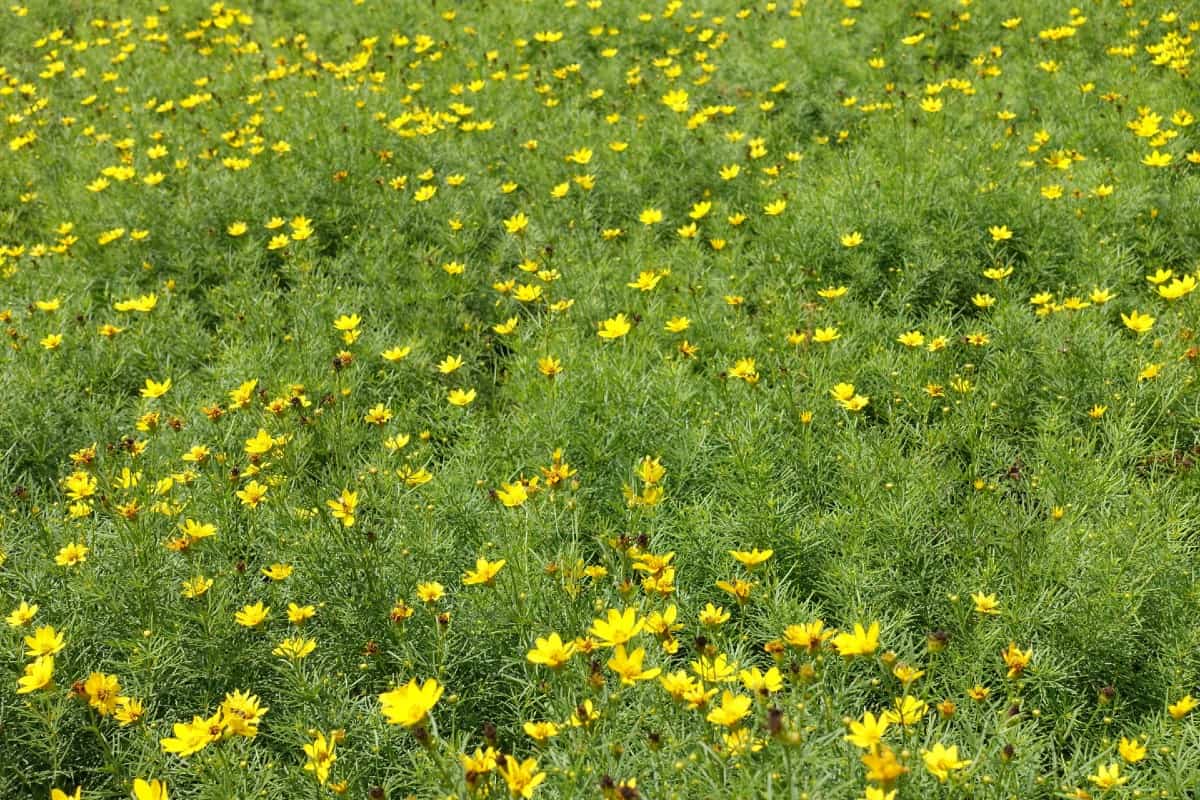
[379,678,444,727]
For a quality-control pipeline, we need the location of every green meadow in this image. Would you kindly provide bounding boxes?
[2,0,1200,798]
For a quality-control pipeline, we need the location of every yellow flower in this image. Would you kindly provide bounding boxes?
[589,607,644,648]
[1142,150,1172,167]
[463,557,506,586]
[132,779,170,800]
[82,671,122,716]
[971,592,1000,615]
[140,377,171,398]
[326,489,358,527]
[523,720,560,742]
[1120,309,1155,333]
[844,710,889,749]
[235,601,270,628]
[6,600,38,627]
[832,622,880,657]
[447,388,477,406]
[287,603,316,624]
[236,480,268,508]
[24,625,65,656]
[606,644,661,685]
[638,208,663,225]
[764,198,787,216]
[181,576,213,598]
[496,481,529,508]
[841,231,864,247]
[438,354,464,373]
[379,678,444,727]
[1168,694,1197,719]
[417,582,445,603]
[382,345,412,362]
[272,637,316,660]
[598,313,632,339]
[923,742,970,781]
[1088,762,1129,790]
[706,691,752,727]
[699,602,730,626]
[303,731,337,785]
[261,563,293,581]
[55,542,89,566]
[1001,642,1032,678]
[988,225,1013,241]
[160,712,222,757]
[526,632,576,668]
[17,655,54,694]
[1118,736,1146,763]
[498,755,546,798]
[730,548,773,569]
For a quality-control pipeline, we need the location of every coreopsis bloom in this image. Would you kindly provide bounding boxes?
[699,603,730,626]
[262,563,293,581]
[728,358,759,384]
[988,225,1013,241]
[220,689,268,737]
[520,720,560,745]
[971,592,1000,615]
[448,388,477,406]
[272,637,316,660]
[1120,309,1155,333]
[55,542,89,566]
[303,731,337,785]
[862,745,908,784]
[832,622,880,657]
[140,377,171,398]
[235,601,270,628]
[287,603,316,624]
[132,779,169,800]
[378,678,444,727]
[160,712,222,757]
[462,557,506,586]
[730,548,773,569]
[597,313,632,339]
[845,711,890,749]
[886,695,929,726]
[17,656,54,694]
[496,481,529,507]
[923,742,970,781]
[24,625,65,656]
[115,697,146,726]
[784,621,833,653]
[707,691,752,727]
[326,489,358,527]
[498,755,546,798]
[182,576,213,598]
[1168,694,1197,719]
[526,633,576,668]
[1118,737,1147,763]
[416,582,445,603]
[1088,762,1128,790]
[82,672,122,716]
[1001,642,1032,678]
[236,480,268,507]
[606,645,660,685]
[589,608,643,648]
[6,600,37,627]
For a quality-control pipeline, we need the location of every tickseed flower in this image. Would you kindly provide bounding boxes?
[379,678,444,727]
[923,743,970,781]
[832,622,880,657]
